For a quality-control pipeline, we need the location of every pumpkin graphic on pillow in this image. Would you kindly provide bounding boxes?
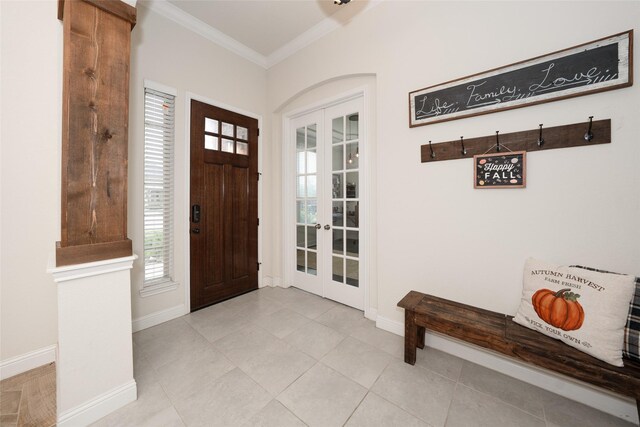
[532,288,585,331]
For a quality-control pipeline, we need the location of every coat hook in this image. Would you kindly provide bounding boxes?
[460,136,467,156]
[584,116,594,141]
[496,131,501,152]
[429,140,435,159]
[538,124,544,147]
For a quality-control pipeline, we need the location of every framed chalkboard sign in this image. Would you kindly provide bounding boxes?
[474,151,526,189]
[409,30,633,127]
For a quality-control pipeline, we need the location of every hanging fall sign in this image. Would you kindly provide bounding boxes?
[474,151,526,188]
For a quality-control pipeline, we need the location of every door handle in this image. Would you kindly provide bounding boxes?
[324,224,331,230]
[191,228,200,234]
[315,224,321,229]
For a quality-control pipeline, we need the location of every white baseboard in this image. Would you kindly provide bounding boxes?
[132,304,186,333]
[57,379,137,427]
[375,315,638,424]
[0,345,57,381]
[365,307,378,322]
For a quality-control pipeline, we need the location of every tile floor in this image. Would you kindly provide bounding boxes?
[0,362,56,427]
[91,287,637,427]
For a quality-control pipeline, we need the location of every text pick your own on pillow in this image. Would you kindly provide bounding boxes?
[513,258,636,367]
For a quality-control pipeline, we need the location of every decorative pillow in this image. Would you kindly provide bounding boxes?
[513,258,636,366]
[571,265,640,363]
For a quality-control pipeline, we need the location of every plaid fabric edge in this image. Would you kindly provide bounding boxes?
[571,265,640,362]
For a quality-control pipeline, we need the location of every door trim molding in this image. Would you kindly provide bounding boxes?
[282,86,373,317]
[184,92,263,314]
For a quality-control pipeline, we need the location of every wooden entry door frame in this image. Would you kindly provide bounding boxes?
[184,92,263,313]
[282,87,373,319]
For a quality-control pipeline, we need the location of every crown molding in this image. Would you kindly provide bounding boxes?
[266,0,385,68]
[140,0,384,70]
[139,0,268,68]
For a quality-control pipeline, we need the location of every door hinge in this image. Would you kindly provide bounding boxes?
[257,172,262,181]
[257,128,260,137]
[257,218,260,226]
[257,262,262,271]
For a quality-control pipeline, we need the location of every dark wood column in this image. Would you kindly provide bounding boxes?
[56,0,136,266]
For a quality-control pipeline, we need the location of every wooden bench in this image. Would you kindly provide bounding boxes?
[398,291,640,419]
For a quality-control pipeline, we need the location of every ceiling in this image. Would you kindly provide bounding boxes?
[141,0,382,68]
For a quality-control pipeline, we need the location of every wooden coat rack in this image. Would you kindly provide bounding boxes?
[420,118,611,163]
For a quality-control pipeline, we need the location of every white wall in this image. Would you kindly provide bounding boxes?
[1,0,62,362]
[128,5,268,321]
[267,1,640,324]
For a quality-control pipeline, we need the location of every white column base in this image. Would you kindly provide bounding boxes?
[49,254,138,426]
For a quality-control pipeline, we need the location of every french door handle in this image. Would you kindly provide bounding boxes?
[315,224,321,229]
[324,224,331,230]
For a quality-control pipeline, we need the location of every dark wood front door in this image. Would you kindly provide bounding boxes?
[190,100,258,311]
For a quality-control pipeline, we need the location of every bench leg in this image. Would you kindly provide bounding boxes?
[417,326,425,349]
[404,310,417,365]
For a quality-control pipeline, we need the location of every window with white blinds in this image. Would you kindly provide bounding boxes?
[143,87,175,287]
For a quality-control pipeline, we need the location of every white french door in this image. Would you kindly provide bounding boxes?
[290,97,364,310]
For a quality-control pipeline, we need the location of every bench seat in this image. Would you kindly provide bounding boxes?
[398,291,640,419]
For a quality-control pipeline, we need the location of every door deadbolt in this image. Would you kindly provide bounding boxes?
[315,224,321,229]
[191,228,200,234]
[324,224,331,230]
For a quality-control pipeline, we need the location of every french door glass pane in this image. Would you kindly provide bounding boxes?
[330,111,360,288]
[295,124,319,279]
[308,251,317,275]
[296,201,305,223]
[297,249,305,272]
[346,259,359,287]
[346,142,358,169]
[332,117,344,144]
[332,145,343,171]
[332,256,344,282]
[332,201,343,226]
[307,124,317,148]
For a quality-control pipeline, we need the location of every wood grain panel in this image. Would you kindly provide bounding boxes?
[231,166,249,280]
[57,0,134,266]
[204,164,224,288]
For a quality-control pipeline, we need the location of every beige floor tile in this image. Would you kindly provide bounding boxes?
[278,363,367,427]
[321,337,392,389]
[0,363,55,393]
[445,383,545,427]
[91,381,180,427]
[0,414,18,427]
[284,293,339,319]
[254,307,311,339]
[345,392,428,427]
[16,371,56,427]
[349,321,405,359]
[414,346,464,381]
[0,391,21,414]
[215,327,315,395]
[136,326,211,371]
[315,305,369,333]
[185,304,255,343]
[244,399,306,427]
[458,361,546,418]
[155,346,235,402]
[173,368,271,427]
[284,320,347,360]
[542,391,637,427]
[371,360,456,427]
